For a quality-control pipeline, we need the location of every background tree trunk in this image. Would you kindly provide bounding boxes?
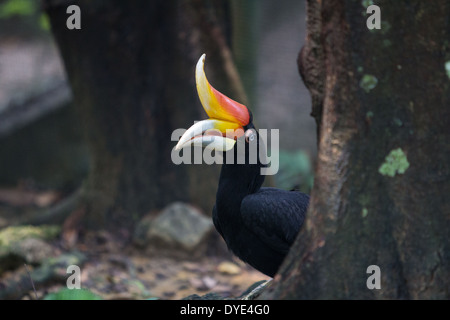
[262,0,450,299]
[44,0,245,229]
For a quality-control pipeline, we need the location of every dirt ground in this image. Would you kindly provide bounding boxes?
[11,229,270,300]
[0,187,269,300]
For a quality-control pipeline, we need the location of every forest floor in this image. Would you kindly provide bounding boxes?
[0,189,269,300]
[1,229,270,300]
[35,230,270,300]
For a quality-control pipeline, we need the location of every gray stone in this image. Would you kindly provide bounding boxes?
[135,202,213,253]
[0,225,60,274]
[10,238,54,265]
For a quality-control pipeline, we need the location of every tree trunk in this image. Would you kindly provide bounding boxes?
[262,0,450,299]
[44,0,245,229]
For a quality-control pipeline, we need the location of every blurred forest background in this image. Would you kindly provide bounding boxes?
[0,0,314,299]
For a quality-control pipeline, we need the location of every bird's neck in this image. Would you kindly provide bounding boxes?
[216,157,265,215]
[215,126,267,217]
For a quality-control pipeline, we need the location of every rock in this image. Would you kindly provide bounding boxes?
[0,225,60,274]
[10,238,54,265]
[134,202,214,255]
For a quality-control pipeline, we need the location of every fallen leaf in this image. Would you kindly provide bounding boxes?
[217,261,241,275]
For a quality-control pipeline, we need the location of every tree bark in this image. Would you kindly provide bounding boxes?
[44,0,244,228]
[262,0,450,299]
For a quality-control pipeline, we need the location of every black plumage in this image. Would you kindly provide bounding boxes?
[212,122,309,277]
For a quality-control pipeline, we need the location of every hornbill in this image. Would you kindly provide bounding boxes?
[175,54,309,277]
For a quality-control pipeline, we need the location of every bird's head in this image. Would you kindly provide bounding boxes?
[174,54,257,153]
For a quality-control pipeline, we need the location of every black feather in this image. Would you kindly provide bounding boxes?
[212,123,309,277]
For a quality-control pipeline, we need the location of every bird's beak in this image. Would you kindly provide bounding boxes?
[175,54,250,151]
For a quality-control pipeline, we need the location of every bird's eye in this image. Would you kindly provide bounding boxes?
[245,129,256,143]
